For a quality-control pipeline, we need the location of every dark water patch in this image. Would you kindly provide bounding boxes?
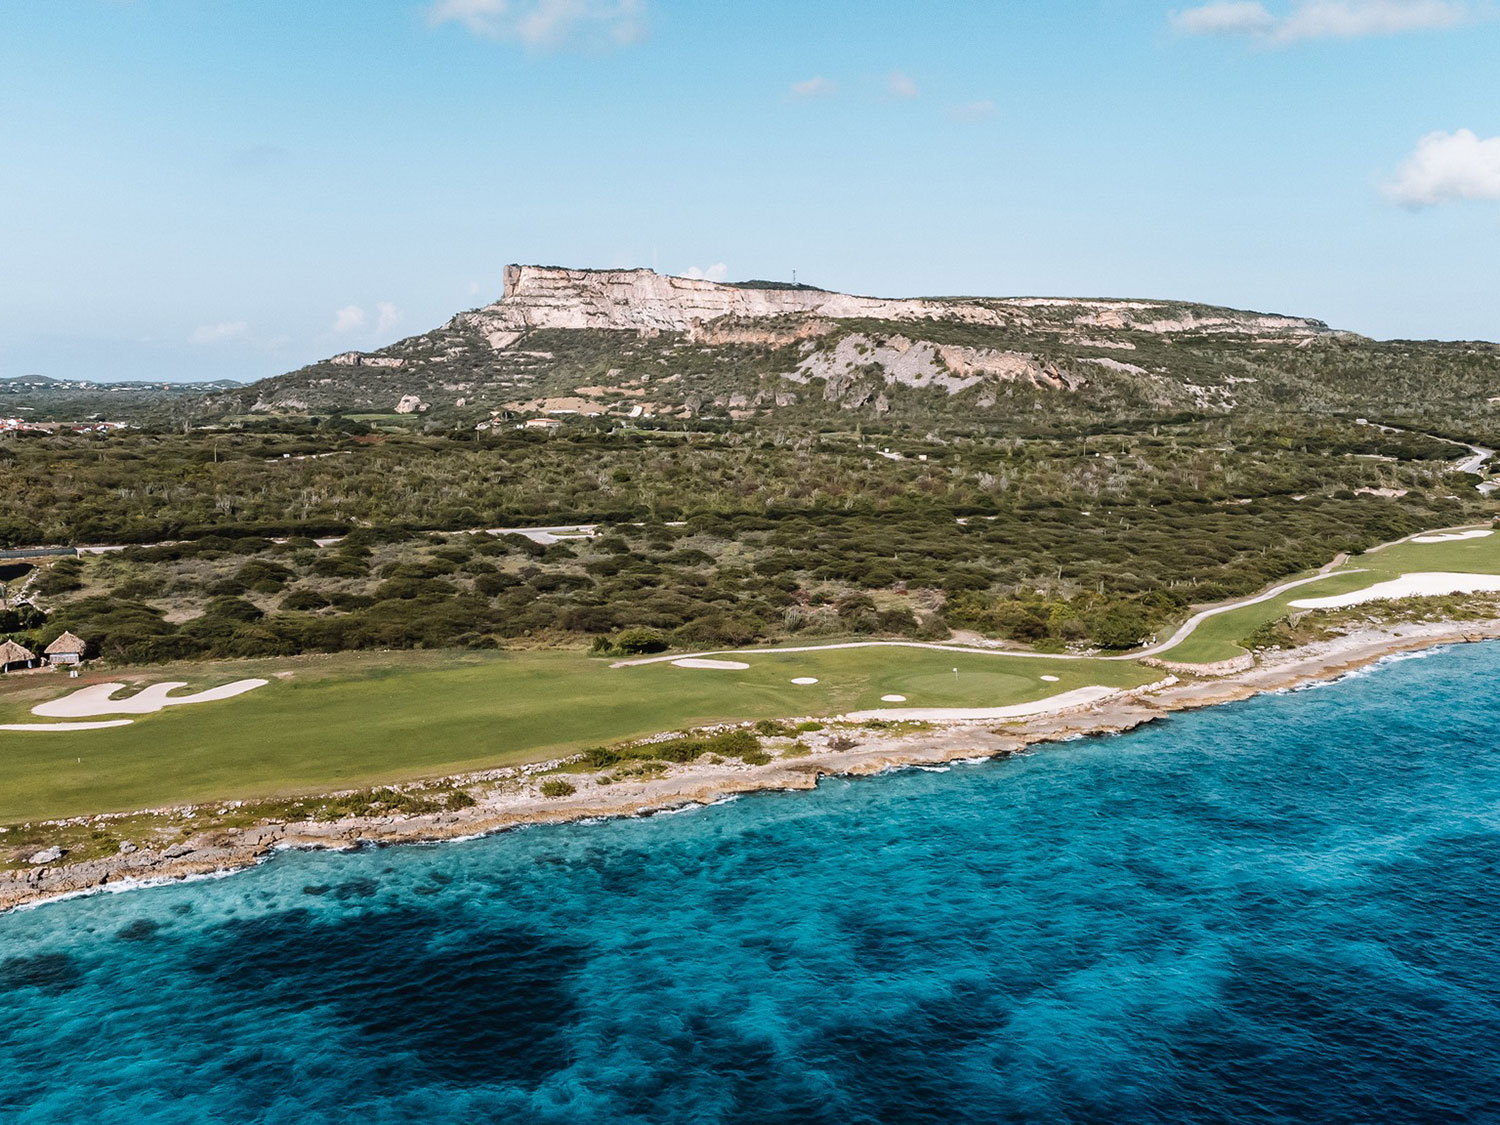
[115,918,162,942]
[0,951,85,995]
[194,906,586,1088]
[302,883,330,896]
[331,877,378,901]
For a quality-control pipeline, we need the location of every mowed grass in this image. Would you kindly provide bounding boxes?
[1163,527,1500,664]
[0,646,1154,823]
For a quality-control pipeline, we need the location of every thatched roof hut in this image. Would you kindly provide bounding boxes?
[44,631,87,660]
[0,639,37,671]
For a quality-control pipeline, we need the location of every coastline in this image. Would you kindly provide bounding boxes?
[5,618,1499,915]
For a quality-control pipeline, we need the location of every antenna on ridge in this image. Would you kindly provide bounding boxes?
[792,268,797,286]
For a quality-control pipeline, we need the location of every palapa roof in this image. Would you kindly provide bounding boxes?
[44,631,87,656]
[0,639,36,664]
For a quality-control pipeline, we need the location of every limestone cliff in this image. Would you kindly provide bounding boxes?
[446,265,1330,343]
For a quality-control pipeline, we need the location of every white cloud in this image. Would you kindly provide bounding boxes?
[427,0,646,50]
[1386,129,1500,207]
[684,263,729,282]
[333,305,367,333]
[190,321,249,345]
[886,71,920,100]
[375,301,402,336]
[1171,0,1471,43]
[947,99,997,123]
[790,76,837,99]
[1171,1,1279,33]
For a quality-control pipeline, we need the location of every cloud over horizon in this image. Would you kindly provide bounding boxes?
[333,305,367,334]
[683,263,729,282]
[190,321,249,345]
[1386,129,1500,207]
[789,75,837,99]
[1170,0,1470,43]
[427,0,646,50]
[886,71,920,100]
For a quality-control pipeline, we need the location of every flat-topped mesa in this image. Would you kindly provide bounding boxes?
[457,265,1332,341]
[486,264,959,334]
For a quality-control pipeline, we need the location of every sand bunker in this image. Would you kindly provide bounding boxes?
[1289,572,1500,610]
[1041,675,1061,683]
[880,694,908,703]
[1412,529,1493,544]
[32,679,269,719]
[843,685,1122,723]
[791,677,819,685]
[0,720,135,732]
[671,658,751,670]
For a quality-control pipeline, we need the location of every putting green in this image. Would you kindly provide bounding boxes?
[0,646,1154,824]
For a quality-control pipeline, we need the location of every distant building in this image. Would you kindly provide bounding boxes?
[524,418,563,430]
[43,631,87,666]
[0,640,38,673]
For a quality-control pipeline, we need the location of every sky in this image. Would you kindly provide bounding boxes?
[2,0,1499,384]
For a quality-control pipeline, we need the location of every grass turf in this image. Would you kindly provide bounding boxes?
[0,646,1154,823]
[1161,528,1500,663]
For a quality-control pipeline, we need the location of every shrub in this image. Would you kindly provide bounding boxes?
[204,596,264,622]
[539,778,576,798]
[611,627,668,655]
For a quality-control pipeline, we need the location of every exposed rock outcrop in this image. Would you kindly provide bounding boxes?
[444,266,1331,347]
[788,333,1086,399]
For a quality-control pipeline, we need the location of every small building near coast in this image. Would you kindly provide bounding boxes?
[0,640,38,673]
[43,632,88,666]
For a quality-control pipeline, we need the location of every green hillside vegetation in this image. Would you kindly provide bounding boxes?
[2,415,1481,662]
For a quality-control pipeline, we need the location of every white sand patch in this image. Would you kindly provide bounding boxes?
[791,677,819,685]
[1289,572,1500,610]
[1040,675,1061,682]
[1412,529,1493,544]
[880,694,908,703]
[670,658,751,670]
[0,720,135,732]
[843,685,1123,723]
[32,679,270,719]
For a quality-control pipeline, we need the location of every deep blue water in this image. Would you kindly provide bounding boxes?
[4,646,1500,1123]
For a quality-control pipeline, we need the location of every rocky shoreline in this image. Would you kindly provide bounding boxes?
[5,619,1498,914]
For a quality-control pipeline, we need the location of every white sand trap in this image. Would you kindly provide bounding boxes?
[1289,572,1500,610]
[32,678,270,719]
[1041,675,1061,682]
[843,685,1123,723]
[1412,529,1493,544]
[671,658,751,670]
[0,720,135,732]
[880,694,908,703]
[791,677,819,685]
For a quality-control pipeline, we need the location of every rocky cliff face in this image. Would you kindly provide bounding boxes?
[227,264,1353,425]
[449,265,1331,342]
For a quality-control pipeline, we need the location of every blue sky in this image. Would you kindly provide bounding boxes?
[3,0,1498,383]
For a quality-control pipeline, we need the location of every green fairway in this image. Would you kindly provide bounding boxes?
[1161,528,1500,664]
[0,646,1154,823]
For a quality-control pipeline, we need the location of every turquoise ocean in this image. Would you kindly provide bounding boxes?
[3,643,1499,1122]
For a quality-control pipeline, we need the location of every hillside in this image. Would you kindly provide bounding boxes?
[212,265,1500,433]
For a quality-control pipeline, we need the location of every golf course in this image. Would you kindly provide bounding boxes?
[2,524,1498,825]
